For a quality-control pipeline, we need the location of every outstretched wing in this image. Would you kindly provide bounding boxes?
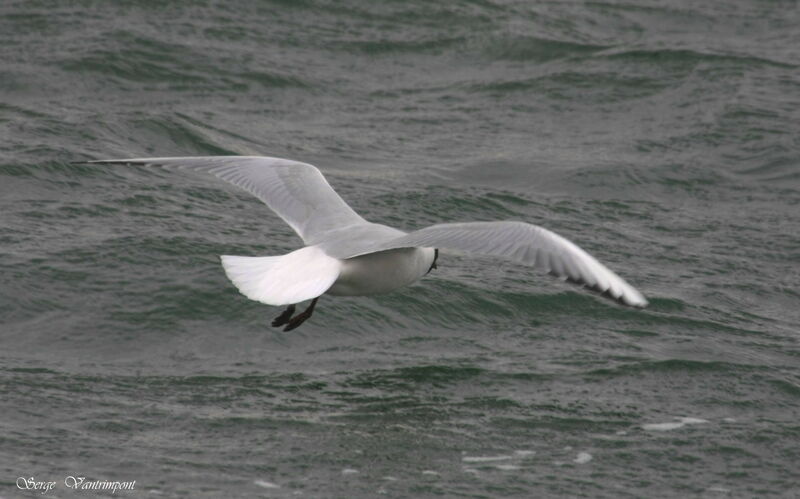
[84,156,367,244]
[354,221,648,307]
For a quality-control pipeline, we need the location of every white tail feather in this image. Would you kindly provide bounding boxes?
[220,246,342,306]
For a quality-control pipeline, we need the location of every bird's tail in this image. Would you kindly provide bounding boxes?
[220,246,341,306]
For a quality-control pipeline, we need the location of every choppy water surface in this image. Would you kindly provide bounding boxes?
[2,0,799,497]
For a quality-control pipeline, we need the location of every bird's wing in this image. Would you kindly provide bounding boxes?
[351,221,648,307]
[84,156,368,244]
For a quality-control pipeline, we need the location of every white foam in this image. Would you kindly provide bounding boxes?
[681,417,709,424]
[593,433,620,440]
[708,486,731,493]
[496,464,521,471]
[462,455,513,463]
[574,452,593,464]
[421,470,439,476]
[342,468,359,475]
[642,417,709,431]
[514,450,535,457]
[254,480,280,489]
[642,421,685,431]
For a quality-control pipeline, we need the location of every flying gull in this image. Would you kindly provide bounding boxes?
[83,156,648,330]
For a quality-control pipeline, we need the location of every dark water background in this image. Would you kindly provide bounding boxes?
[2,0,799,497]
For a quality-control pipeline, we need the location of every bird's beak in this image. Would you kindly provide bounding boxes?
[426,248,439,275]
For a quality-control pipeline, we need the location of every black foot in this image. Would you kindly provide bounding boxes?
[271,304,296,327]
[282,298,318,332]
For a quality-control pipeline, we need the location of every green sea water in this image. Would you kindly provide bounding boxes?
[1,0,799,497]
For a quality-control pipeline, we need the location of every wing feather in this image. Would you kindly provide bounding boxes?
[83,156,367,244]
[352,221,647,307]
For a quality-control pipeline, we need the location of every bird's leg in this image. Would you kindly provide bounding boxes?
[271,304,296,327]
[283,297,319,332]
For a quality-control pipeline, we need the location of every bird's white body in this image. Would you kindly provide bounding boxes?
[329,247,436,296]
[220,244,436,305]
[85,155,648,329]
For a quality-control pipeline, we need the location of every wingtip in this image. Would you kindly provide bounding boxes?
[71,158,150,165]
[70,159,116,165]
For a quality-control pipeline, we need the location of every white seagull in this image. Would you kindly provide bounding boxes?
[84,156,648,330]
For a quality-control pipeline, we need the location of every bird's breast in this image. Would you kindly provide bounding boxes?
[326,247,435,296]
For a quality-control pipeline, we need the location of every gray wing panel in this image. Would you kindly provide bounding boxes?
[85,156,367,244]
[351,221,648,308]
